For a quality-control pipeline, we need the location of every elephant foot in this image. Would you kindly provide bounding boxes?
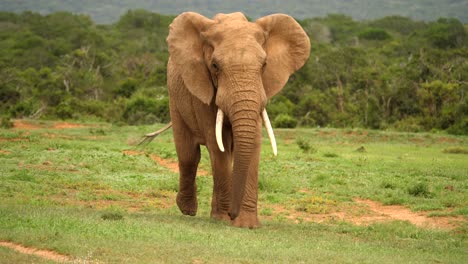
[176,192,197,216]
[210,211,231,222]
[231,210,260,229]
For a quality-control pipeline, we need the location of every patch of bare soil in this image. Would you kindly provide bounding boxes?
[437,136,459,143]
[0,137,29,143]
[344,130,369,137]
[18,161,80,173]
[264,198,464,229]
[41,132,75,139]
[0,241,71,263]
[122,150,209,176]
[353,199,463,229]
[149,154,180,174]
[52,122,86,129]
[0,149,11,155]
[13,120,43,130]
[13,120,90,130]
[318,130,337,137]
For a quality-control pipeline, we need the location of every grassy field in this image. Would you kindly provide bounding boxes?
[0,120,467,263]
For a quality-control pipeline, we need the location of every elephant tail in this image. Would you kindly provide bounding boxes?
[138,122,173,146]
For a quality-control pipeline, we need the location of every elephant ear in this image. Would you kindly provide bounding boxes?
[256,14,311,98]
[167,12,215,104]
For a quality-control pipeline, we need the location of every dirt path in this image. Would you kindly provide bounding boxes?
[13,120,90,130]
[0,241,70,263]
[0,149,12,155]
[353,199,462,229]
[267,198,463,229]
[122,150,209,176]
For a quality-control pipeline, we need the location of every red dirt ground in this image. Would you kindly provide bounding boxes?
[122,150,209,176]
[0,149,12,155]
[266,198,464,229]
[0,241,71,262]
[13,120,90,130]
[0,137,29,143]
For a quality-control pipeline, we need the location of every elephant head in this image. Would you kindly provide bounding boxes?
[167,12,310,220]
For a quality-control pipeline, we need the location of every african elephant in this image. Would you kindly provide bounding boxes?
[166,12,310,228]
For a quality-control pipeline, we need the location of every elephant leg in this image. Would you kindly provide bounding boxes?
[209,145,232,222]
[176,143,200,216]
[172,119,200,216]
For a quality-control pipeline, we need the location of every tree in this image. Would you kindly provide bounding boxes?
[424,18,467,49]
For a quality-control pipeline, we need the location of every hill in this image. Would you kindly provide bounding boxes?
[0,0,467,24]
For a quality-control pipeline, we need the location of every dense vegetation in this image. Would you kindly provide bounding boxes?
[0,10,467,134]
[1,0,467,24]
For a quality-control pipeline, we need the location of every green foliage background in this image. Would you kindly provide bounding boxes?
[0,10,467,134]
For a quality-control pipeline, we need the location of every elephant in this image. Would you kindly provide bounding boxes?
[164,12,310,228]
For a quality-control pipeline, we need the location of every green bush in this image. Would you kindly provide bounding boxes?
[55,100,74,119]
[447,117,468,135]
[0,115,13,129]
[358,28,391,40]
[116,78,139,98]
[392,117,424,133]
[424,18,467,49]
[296,137,317,153]
[267,95,296,121]
[8,100,34,118]
[323,152,339,158]
[273,114,297,128]
[122,96,169,125]
[442,147,468,155]
[408,182,432,198]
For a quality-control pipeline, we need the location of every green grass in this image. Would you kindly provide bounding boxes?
[0,121,467,263]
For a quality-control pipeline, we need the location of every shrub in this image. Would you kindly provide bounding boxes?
[9,100,34,118]
[358,28,391,40]
[392,117,424,133]
[55,101,74,119]
[122,96,169,125]
[116,78,138,98]
[408,182,432,198]
[443,147,468,155]
[296,137,317,153]
[0,115,13,129]
[323,152,339,158]
[273,114,297,128]
[267,95,296,121]
[447,117,468,135]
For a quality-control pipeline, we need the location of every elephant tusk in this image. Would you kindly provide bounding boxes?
[215,108,225,152]
[262,109,277,156]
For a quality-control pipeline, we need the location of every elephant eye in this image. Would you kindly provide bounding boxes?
[212,63,219,71]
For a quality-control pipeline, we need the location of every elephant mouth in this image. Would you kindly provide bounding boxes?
[215,108,277,156]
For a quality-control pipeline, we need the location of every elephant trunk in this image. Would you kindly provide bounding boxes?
[228,99,263,220]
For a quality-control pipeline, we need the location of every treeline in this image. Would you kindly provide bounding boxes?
[0,11,467,134]
[2,0,467,24]
[0,10,173,126]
